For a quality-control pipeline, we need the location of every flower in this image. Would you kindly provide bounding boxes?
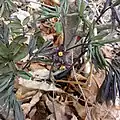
[47,44,70,69]
[52,45,68,63]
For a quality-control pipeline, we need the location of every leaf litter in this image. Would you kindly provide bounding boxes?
[8,0,120,120]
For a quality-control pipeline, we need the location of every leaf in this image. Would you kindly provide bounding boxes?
[0,78,11,93]
[10,43,21,57]
[13,35,27,44]
[73,100,86,119]
[113,0,120,6]
[22,16,30,26]
[30,69,49,80]
[8,22,23,29]
[0,43,9,58]
[0,63,12,74]
[55,22,62,34]
[0,57,5,63]
[0,21,9,44]
[18,78,63,92]
[34,30,45,48]
[11,29,22,34]
[9,36,27,56]
[36,35,45,48]
[2,2,10,19]
[21,92,42,115]
[3,22,9,44]
[28,35,36,56]
[0,72,13,92]
[79,0,86,17]
[13,44,28,62]
[10,93,24,120]
[0,0,4,6]
[17,70,32,80]
[92,31,109,41]
[92,38,120,45]
[88,20,95,41]
[6,0,17,11]
[0,3,5,17]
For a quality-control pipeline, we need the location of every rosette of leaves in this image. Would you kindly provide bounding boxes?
[0,21,31,120]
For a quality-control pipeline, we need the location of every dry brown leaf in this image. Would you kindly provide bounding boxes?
[43,34,54,42]
[29,62,51,71]
[39,22,56,35]
[30,91,42,106]
[71,114,78,120]
[18,78,63,92]
[45,96,78,120]
[21,103,31,115]
[82,70,105,103]
[93,70,105,88]
[90,103,116,120]
[21,92,42,115]
[83,79,98,103]
[101,45,113,60]
[31,99,49,120]
[29,107,37,119]
[16,87,37,100]
[53,33,63,47]
[30,68,50,80]
[73,100,86,119]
